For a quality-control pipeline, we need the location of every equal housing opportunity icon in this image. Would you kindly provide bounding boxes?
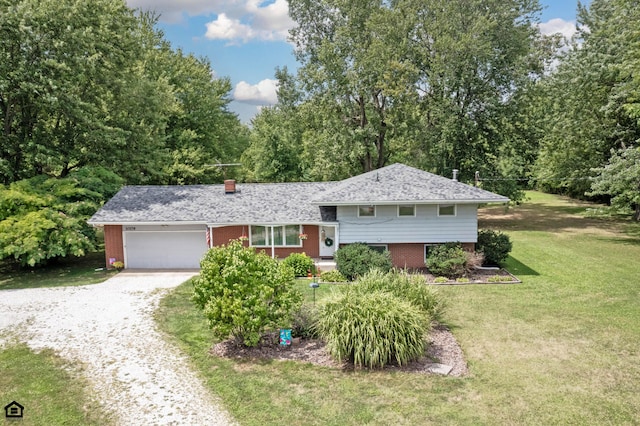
[4,401,24,419]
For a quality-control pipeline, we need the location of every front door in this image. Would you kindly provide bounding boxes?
[319,226,336,258]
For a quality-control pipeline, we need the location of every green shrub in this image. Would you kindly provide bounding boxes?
[456,277,470,283]
[355,269,446,323]
[334,243,392,280]
[319,269,348,283]
[434,276,449,283]
[477,229,513,265]
[282,252,315,277]
[192,240,302,347]
[291,307,318,339]
[315,289,427,368]
[426,243,467,278]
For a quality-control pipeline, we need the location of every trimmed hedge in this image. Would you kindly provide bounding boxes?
[334,243,392,280]
[477,229,512,265]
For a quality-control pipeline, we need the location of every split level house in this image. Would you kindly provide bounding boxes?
[88,163,509,270]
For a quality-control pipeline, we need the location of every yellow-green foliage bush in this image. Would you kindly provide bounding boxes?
[192,240,302,346]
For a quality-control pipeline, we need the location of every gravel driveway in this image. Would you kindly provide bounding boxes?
[0,272,236,425]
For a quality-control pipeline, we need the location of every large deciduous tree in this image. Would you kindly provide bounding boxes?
[249,0,550,199]
[535,0,640,200]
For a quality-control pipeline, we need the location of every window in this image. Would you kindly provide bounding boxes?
[398,204,415,217]
[438,204,456,216]
[358,205,376,217]
[250,225,302,247]
[368,244,388,253]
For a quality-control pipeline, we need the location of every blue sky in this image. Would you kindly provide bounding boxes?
[124,0,591,123]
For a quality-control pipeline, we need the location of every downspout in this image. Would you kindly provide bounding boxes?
[209,227,213,249]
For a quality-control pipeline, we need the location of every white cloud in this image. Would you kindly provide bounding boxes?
[205,0,293,43]
[233,79,278,105]
[126,0,295,43]
[205,14,256,43]
[539,18,577,42]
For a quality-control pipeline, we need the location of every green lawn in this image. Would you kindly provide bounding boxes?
[156,191,640,425]
[0,345,113,425]
[0,251,116,290]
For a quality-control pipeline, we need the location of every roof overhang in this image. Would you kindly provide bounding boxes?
[311,198,509,206]
[87,221,208,227]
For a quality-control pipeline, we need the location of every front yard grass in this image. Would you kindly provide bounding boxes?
[0,251,116,290]
[156,191,640,425]
[0,345,112,425]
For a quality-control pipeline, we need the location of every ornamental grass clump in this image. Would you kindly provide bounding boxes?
[355,269,446,323]
[315,289,427,368]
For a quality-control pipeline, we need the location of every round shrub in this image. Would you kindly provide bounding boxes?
[315,289,427,368]
[282,252,315,277]
[320,269,348,283]
[192,240,302,347]
[355,269,446,323]
[425,243,467,278]
[477,229,513,265]
[334,243,392,280]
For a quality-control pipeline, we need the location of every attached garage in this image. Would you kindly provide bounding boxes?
[123,225,208,269]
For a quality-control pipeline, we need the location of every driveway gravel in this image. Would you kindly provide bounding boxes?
[0,272,236,426]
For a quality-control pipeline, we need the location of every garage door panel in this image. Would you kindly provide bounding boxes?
[125,232,207,269]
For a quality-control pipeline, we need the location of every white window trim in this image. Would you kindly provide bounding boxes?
[368,244,388,252]
[358,205,376,218]
[437,204,457,217]
[397,204,416,217]
[424,243,439,259]
[249,225,303,248]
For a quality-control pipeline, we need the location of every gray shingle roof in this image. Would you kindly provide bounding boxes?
[310,163,510,204]
[89,182,335,225]
[88,164,508,225]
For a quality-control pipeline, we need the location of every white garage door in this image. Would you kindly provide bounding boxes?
[124,231,208,269]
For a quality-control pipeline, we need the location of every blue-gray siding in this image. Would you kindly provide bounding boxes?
[337,204,478,244]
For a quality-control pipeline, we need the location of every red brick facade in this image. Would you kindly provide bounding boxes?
[103,225,124,269]
[339,242,477,269]
[212,225,320,258]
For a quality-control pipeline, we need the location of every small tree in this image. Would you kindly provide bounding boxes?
[192,240,302,346]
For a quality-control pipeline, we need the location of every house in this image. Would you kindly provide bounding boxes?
[88,163,509,269]
[4,401,24,418]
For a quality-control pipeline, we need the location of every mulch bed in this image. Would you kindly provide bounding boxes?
[210,323,468,377]
[423,267,520,285]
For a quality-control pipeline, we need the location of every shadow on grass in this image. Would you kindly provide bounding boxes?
[504,256,539,276]
[0,251,115,290]
[479,202,628,234]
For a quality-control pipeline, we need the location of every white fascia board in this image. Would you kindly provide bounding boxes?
[207,221,338,227]
[87,220,208,227]
[312,198,509,206]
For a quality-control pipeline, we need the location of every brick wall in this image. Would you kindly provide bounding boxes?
[388,243,426,269]
[103,225,124,269]
[211,225,320,258]
[337,241,477,269]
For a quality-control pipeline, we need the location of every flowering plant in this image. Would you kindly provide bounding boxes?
[298,233,308,240]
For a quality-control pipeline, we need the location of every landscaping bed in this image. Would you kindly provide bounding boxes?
[210,323,468,377]
[424,267,521,285]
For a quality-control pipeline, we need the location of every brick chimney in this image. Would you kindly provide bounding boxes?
[224,179,236,194]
